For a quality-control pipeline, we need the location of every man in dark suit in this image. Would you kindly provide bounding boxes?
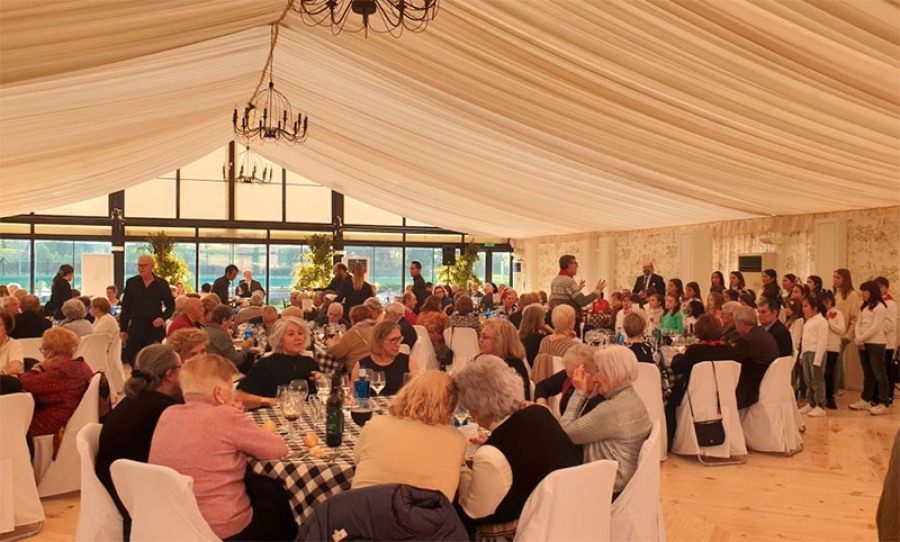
[632,262,666,296]
[732,306,780,409]
[11,295,52,339]
[212,264,239,303]
[235,270,265,299]
[409,261,428,312]
[325,263,349,294]
[757,297,793,358]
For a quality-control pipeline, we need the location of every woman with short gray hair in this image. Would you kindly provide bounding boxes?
[561,345,650,498]
[454,356,579,536]
[534,343,604,415]
[61,297,93,337]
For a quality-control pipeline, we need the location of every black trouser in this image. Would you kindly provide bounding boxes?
[825,351,839,404]
[123,323,165,365]
[873,348,896,406]
[225,470,298,542]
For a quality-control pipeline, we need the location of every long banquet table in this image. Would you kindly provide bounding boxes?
[247,396,390,524]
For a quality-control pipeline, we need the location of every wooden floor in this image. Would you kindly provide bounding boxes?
[9,390,897,542]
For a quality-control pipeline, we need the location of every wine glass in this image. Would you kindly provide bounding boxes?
[453,405,469,427]
[290,379,309,402]
[341,374,352,398]
[316,374,331,401]
[350,398,373,432]
[342,395,354,442]
[370,371,386,396]
[308,397,322,433]
[278,389,302,439]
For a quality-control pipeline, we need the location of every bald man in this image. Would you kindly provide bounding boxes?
[119,255,174,364]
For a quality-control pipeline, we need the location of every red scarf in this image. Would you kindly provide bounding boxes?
[885,294,894,301]
[562,377,573,398]
[559,269,575,278]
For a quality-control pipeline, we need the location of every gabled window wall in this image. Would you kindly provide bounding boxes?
[1,143,512,299]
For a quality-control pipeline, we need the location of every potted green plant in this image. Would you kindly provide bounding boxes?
[143,231,192,290]
[294,234,333,289]
[438,243,482,288]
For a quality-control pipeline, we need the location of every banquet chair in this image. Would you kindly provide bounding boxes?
[443,327,480,373]
[552,355,565,374]
[105,333,127,398]
[0,393,44,538]
[76,333,111,374]
[514,459,618,542]
[75,424,123,542]
[33,373,102,497]
[632,363,668,461]
[672,361,747,465]
[110,459,220,542]
[411,325,439,371]
[610,422,666,542]
[739,356,803,455]
[399,344,411,355]
[19,338,42,362]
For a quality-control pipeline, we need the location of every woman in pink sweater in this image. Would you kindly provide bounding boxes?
[150,354,296,541]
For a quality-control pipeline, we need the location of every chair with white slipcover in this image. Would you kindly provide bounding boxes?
[74,423,123,542]
[110,459,220,542]
[105,333,127,398]
[514,460,618,542]
[411,325,439,371]
[19,338,42,363]
[632,363,668,461]
[672,361,747,465]
[610,422,666,541]
[33,372,101,496]
[0,393,44,538]
[444,327,480,373]
[75,333,111,375]
[739,356,803,455]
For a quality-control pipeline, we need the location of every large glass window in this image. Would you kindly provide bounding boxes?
[286,172,331,224]
[269,244,308,306]
[0,240,31,290]
[198,243,232,292]
[491,252,512,286]
[344,197,402,226]
[181,179,227,220]
[405,248,441,286]
[33,240,111,299]
[174,243,198,292]
[236,149,283,222]
[35,194,108,217]
[234,244,267,296]
[346,246,403,301]
[125,175,176,219]
[474,251,486,285]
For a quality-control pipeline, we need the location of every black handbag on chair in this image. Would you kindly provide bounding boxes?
[687,362,726,447]
[437,326,455,368]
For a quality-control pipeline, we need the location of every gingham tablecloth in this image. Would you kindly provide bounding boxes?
[247,396,390,524]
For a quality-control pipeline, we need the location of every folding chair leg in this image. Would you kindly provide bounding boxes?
[3,520,44,542]
[697,451,748,466]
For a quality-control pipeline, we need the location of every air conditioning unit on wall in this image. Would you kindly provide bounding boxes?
[738,253,778,293]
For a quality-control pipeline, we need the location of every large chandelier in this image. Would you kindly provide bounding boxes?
[293,0,439,37]
[233,28,308,144]
[223,145,276,184]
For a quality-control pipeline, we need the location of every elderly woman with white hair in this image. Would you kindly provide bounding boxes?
[235,316,319,409]
[150,354,295,541]
[534,343,605,415]
[60,297,93,337]
[560,345,651,499]
[454,356,579,537]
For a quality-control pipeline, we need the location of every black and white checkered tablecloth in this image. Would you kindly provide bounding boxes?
[247,396,390,524]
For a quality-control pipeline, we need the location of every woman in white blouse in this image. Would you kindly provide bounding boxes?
[852,281,890,415]
[91,297,120,337]
[0,312,24,375]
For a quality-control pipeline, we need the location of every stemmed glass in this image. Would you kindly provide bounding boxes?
[290,379,309,402]
[308,397,323,433]
[350,398,373,433]
[370,371,386,396]
[341,374,352,399]
[453,405,469,427]
[278,388,302,440]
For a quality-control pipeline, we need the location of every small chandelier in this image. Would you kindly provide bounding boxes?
[223,145,276,184]
[293,0,439,37]
[233,28,308,144]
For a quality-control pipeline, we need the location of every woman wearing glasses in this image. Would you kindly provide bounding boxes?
[353,321,419,396]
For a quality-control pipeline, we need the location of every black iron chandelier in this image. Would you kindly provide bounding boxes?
[293,0,439,37]
[224,145,276,184]
[233,28,308,144]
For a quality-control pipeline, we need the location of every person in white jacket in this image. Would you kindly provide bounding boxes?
[875,277,897,406]
[800,297,830,417]
[821,291,845,410]
[852,281,890,415]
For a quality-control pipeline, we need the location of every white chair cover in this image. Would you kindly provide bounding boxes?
[610,422,667,542]
[398,343,411,355]
[19,338,42,362]
[34,372,102,497]
[0,393,44,534]
[672,361,748,461]
[410,325,439,371]
[632,363,668,461]
[110,459,220,542]
[444,327,480,373]
[551,355,565,374]
[76,333,111,374]
[105,333,127,398]
[739,356,804,455]
[514,460,618,542]
[75,423,123,542]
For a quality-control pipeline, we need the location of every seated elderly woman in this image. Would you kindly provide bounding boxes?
[60,298,93,337]
[90,297,119,337]
[532,304,580,382]
[0,311,24,377]
[328,305,377,373]
[353,371,466,500]
[204,304,254,373]
[363,297,384,322]
[168,327,209,362]
[353,321,419,396]
[534,343,604,416]
[19,327,93,436]
[560,345,651,499]
[236,316,319,409]
[149,354,295,541]
[455,356,579,537]
[417,295,449,349]
[447,295,482,335]
[476,318,531,400]
[96,344,183,539]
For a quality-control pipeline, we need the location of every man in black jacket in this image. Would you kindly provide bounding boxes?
[732,306,780,409]
[633,262,666,296]
[409,261,428,312]
[757,297,793,358]
[119,256,175,364]
[212,264,239,303]
[235,270,265,299]
[11,296,52,339]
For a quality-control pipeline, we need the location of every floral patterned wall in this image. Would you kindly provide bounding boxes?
[847,213,900,288]
[612,231,679,291]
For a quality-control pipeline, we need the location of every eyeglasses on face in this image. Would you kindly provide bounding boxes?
[386,336,403,344]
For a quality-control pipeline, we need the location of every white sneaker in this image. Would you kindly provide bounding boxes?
[849,399,871,410]
[808,406,827,417]
[799,404,813,415]
[869,404,889,416]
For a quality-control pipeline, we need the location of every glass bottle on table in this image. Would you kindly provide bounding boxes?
[325,373,344,448]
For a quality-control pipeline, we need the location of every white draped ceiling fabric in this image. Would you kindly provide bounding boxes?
[1,1,898,238]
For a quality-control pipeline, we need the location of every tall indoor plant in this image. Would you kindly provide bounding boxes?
[438,243,482,288]
[294,234,333,289]
[143,231,192,289]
